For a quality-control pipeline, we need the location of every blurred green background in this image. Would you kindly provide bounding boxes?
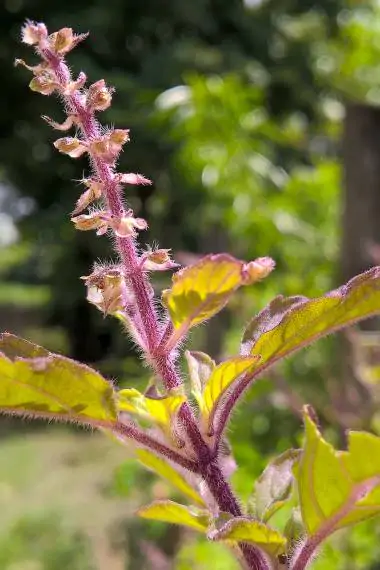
[2,0,380,568]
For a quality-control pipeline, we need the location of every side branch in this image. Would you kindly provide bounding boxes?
[111,419,200,473]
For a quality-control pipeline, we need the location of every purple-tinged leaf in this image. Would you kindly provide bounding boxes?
[0,334,116,424]
[162,254,274,348]
[241,267,380,372]
[0,333,50,359]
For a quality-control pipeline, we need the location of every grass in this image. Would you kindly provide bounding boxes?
[0,426,135,569]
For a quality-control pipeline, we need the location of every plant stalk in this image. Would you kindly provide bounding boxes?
[43,46,269,570]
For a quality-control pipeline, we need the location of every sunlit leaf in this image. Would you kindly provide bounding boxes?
[253,449,299,522]
[118,388,185,434]
[117,388,143,414]
[163,254,274,346]
[0,335,116,423]
[202,357,259,422]
[137,449,205,506]
[137,500,210,532]
[163,254,242,330]
[208,517,287,557]
[241,268,380,377]
[295,407,380,540]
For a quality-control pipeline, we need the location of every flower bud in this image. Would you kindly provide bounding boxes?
[141,249,179,272]
[242,256,275,284]
[72,179,103,216]
[118,173,152,186]
[90,130,130,164]
[48,28,88,55]
[109,129,130,145]
[29,71,59,95]
[89,138,113,163]
[110,212,148,238]
[82,266,128,315]
[21,21,48,46]
[54,137,87,158]
[71,210,109,234]
[49,27,74,53]
[87,79,113,111]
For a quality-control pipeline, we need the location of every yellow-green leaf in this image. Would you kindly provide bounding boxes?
[202,357,259,420]
[163,254,242,328]
[117,388,143,414]
[137,449,205,506]
[118,388,185,429]
[145,394,185,427]
[0,338,116,423]
[209,517,287,557]
[295,408,380,540]
[242,268,380,377]
[163,254,272,346]
[137,500,210,532]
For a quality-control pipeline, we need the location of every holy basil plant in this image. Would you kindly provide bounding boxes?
[4,20,380,569]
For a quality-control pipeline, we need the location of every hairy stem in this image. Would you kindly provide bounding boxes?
[201,461,270,570]
[290,536,319,570]
[41,45,268,570]
[111,420,199,472]
[43,49,212,453]
[212,371,253,452]
[44,51,159,353]
[3,407,197,472]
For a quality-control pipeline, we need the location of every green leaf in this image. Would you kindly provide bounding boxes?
[163,254,273,346]
[208,517,287,557]
[137,449,205,506]
[253,449,300,522]
[202,357,259,422]
[241,268,380,377]
[295,408,380,540]
[0,336,116,423]
[185,350,215,410]
[137,500,210,532]
[284,508,304,546]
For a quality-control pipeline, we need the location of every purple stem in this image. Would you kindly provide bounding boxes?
[201,462,270,570]
[291,536,320,570]
[212,371,253,452]
[41,46,268,570]
[4,406,197,473]
[158,319,174,350]
[111,419,199,473]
